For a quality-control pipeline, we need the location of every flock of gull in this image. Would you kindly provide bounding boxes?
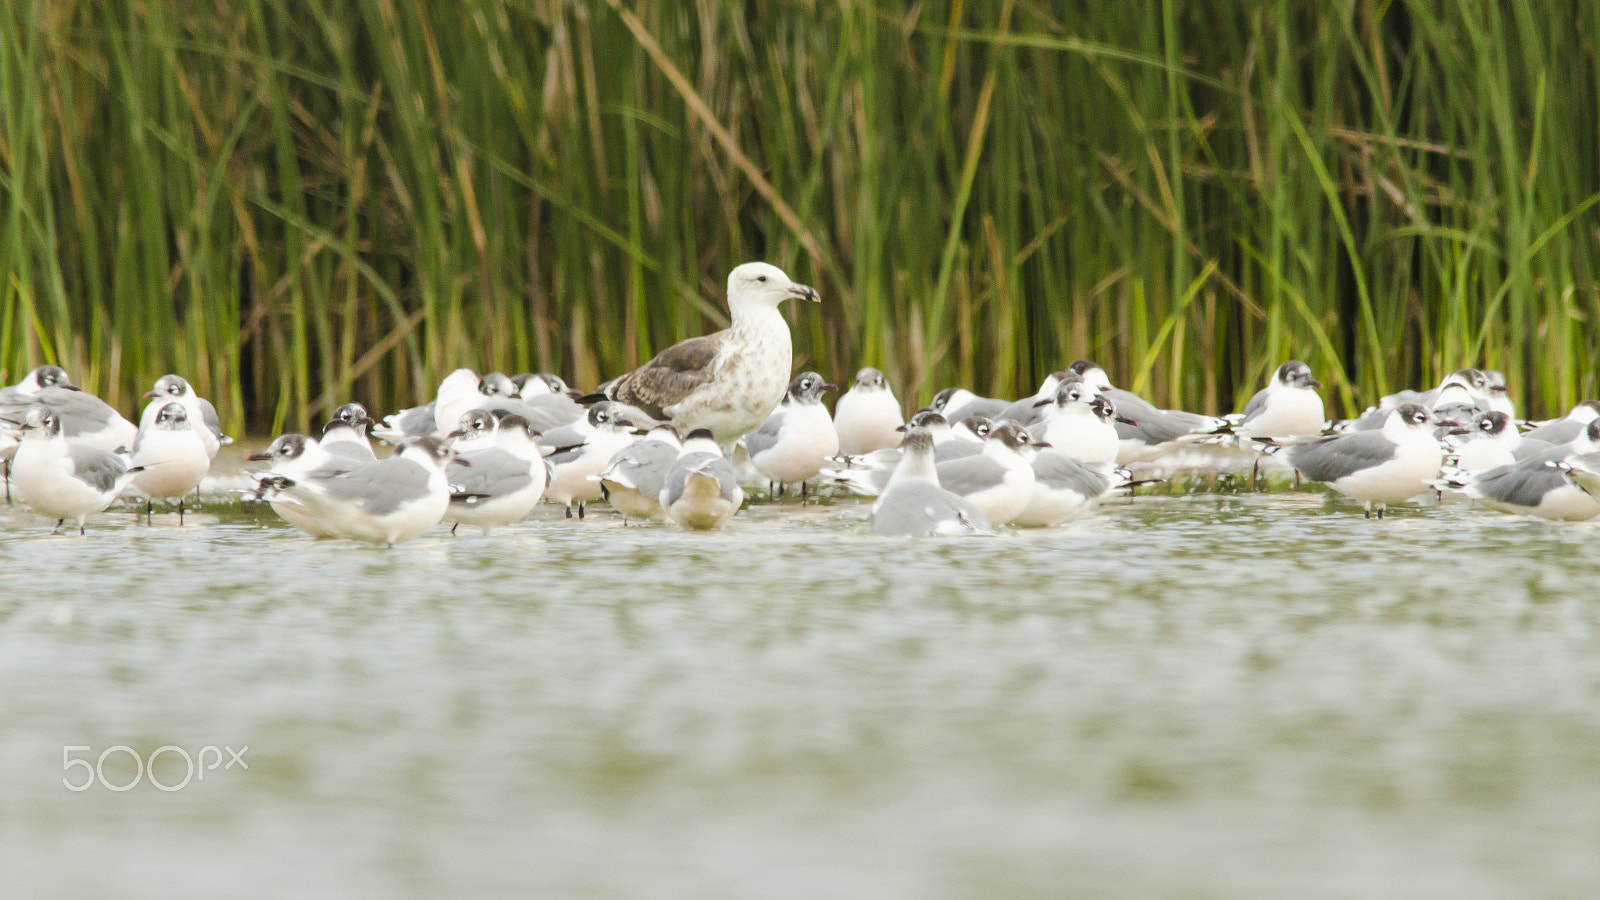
[5,261,1600,544]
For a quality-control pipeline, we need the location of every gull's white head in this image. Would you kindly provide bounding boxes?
[726,262,819,313]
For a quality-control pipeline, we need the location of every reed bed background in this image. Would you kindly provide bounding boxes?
[2,0,1597,435]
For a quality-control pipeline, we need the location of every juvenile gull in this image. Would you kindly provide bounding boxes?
[832,367,904,455]
[7,405,144,534]
[747,372,839,499]
[1284,403,1443,519]
[660,428,745,531]
[129,402,211,524]
[595,262,819,448]
[869,426,992,537]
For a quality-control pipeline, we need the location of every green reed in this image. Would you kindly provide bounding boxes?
[1,0,1596,434]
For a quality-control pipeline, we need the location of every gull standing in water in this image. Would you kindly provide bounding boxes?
[933,422,1043,526]
[251,437,456,546]
[832,367,904,455]
[593,424,683,524]
[1433,420,1600,521]
[543,402,638,518]
[129,402,211,524]
[443,414,549,535]
[245,434,353,539]
[869,426,992,537]
[1229,361,1326,441]
[593,262,820,449]
[660,428,745,531]
[1283,403,1443,519]
[7,406,144,534]
[747,372,839,499]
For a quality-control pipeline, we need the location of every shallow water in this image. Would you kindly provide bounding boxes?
[2,452,1599,898]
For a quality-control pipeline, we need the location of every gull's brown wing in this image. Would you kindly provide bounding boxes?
[610,332,725,421]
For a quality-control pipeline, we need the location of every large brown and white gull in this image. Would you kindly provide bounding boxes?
[594,262,819,447]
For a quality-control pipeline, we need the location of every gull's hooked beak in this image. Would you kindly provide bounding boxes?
[142,390,157,399]
[789,283,821,303]
[1307,379,1323,389]
[1032,398,1052,408]
[246,450,272,461]
[821,383,839,393]
[446,428,467,440]
[1033,440,1053,450]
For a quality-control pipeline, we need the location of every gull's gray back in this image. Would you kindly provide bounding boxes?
[663,452,740,506]
[1288,431,1398,482]
[65,444,129,493]
[870,482,991,536]
[321,458,432,516]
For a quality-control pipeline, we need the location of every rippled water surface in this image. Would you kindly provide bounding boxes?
[3,453,1599,898]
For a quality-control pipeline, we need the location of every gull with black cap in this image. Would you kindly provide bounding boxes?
[747,371,838,499]
[1279,403,1444,518]
[6,405,144,534]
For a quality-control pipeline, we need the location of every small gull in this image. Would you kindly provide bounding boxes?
[129,402,211,524]
[543,402,638,518]
[443,413,549,535]
[831,367,905,456]
[321,402,379,462]
[1014,451,1136,528]
[252,436,456,546]
[747,372,839,499]
[868,425,992,537]
[822,412,988,496]
[245,434,354,538]
[0,366,137,454]
[660,428,745,531]
[1520,400,1600,448]
[594,262,819,448]
[1442,411,1520,472]
[6,405,144,534]
[932,421,1042,526]
[929,386,1008,423]
[1283,403,1443,518]
[139,374,230,459]
[593,424,683,524]
[1229,360,1326,440]
[1064,360,1225,463]
[993,372,1068,427]
[1030,376,1121,463]
[1432,420,1600,521]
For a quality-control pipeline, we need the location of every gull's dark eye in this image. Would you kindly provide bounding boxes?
[757,276,767,282]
